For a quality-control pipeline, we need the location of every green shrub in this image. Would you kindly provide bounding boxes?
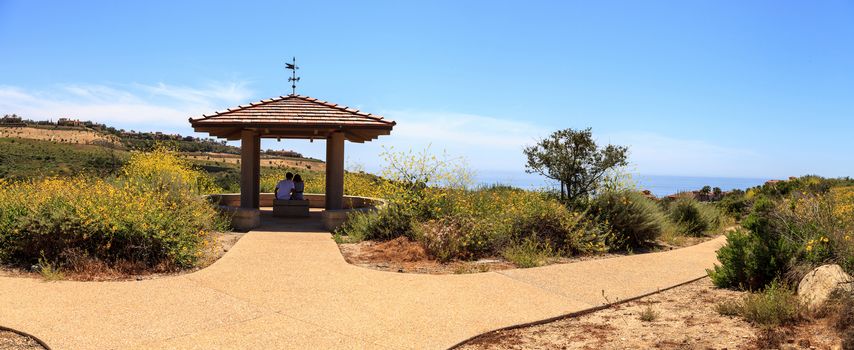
[666,198,724,236]
[416,216,502,262]
[667,198,708,235]
[589,190,664,249]
[509,203,609,254]
[638,306,659,322]
[715,299,743,317]
[501,236,555,268]
[561,213,614,255]
[708,197,795,290]
[739,281,803,328]
[717,190,750,219]
[37,254,64,281]
[715,281,802,328]
[335,204,416,242]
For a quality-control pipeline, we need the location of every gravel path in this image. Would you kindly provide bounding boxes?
[0,215,725,349]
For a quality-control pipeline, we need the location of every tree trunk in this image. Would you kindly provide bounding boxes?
[560,181,566,201]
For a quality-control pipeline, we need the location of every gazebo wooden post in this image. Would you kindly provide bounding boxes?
[325,131,345,210]
[240,129,261,209]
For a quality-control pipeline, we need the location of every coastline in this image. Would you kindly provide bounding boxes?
[475,171,768,198]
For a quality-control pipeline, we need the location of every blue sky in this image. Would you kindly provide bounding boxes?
[1,1,852,179]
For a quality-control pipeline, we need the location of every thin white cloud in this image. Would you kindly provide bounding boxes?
[603,131,766,177]
[134,82,252,107]
[0,83,770,177]
[341,110,551,172]
[0,82,252,131]
[384,110,548,150]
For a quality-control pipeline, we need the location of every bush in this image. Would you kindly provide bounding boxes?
[720,281,803,328]
[708,197,795,290]
[121,147,221,195]
[715,299,743,317]
[501,236,555,268]
[711,188,854,291]
[666,198,724,236]
[417,188,609,262]
[335,204,415,242]
[782,187,854,276]
[667,198,708,235]
[638,306,659,322]
[717,190,750,220]
[416,215,504,262]
[827,293,854,349]
[0,149,226,270]
[589,190,664,249]
[708,230,778,290]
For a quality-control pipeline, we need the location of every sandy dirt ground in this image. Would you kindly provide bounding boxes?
[458,278,844,350]
[0,330,44,350]
[0,126,120,146]
[337,236,722,275]
[338,237,625,274]
[459,278,755,349]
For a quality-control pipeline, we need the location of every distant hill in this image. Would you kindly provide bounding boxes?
[0,124,121,147]
[0,137,327,193]
[1,115,326,188]
[0,138,126,179]
[1,114,320,162]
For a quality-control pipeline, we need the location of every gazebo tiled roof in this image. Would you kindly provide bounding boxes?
[189,94,395,143]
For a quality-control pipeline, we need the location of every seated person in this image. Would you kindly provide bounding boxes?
[291,174,305,200]
[275,172,295,200]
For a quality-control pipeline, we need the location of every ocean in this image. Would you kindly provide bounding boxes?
[474,170,768,198]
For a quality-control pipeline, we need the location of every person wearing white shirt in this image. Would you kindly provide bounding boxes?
[275,172,295,200]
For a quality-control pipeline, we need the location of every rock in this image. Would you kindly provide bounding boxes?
[798,264,854,310]
[475,259,499,264]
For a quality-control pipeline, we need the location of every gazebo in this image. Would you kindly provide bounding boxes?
[189,94,395,229]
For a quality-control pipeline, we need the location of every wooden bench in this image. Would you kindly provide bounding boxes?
[273,199,310,217]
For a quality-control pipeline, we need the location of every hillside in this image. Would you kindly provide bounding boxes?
[0,137,326,192]
[0,138,126,179]
[0,125,121,147]
[1,115,321,162]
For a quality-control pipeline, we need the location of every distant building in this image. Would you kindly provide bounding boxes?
[57,118,83,127]
[1,114,22,124]
[0,114,25,127]
[641,190,656,200]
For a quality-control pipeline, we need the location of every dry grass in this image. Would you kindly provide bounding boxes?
[182,152,324,171]
[0,330,46,350]
[638,305,659,322]
[338,237,518,274]
[0,126,120,146]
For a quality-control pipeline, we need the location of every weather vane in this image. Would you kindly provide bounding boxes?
[285,57,300,95]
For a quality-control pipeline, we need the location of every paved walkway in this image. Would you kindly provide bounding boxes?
[0,214,725,349]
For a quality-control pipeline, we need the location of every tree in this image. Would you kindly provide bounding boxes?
[524,127,628,205]
[700,185,712,195]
